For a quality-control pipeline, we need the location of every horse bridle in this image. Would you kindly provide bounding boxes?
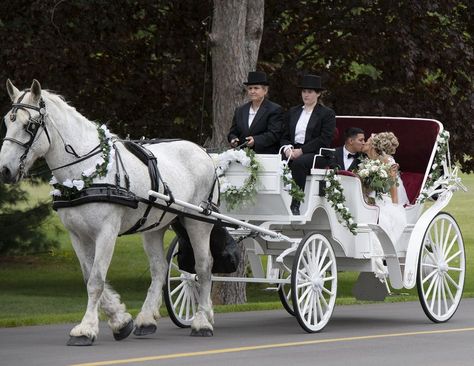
[2,90,51,177]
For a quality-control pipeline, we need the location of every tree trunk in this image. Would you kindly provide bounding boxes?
[209,0,264,149]
[210,0,264,305]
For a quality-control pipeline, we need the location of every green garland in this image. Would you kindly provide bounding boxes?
[50,124,113,199]
[418,130,449,203]
[219,148,260,210]
[324,168,357,235]
[281,163,305,202]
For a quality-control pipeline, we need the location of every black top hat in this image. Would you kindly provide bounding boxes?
[244,71,269,86]
[298,74,325,91]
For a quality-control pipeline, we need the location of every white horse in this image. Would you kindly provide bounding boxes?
[0,80,216,345]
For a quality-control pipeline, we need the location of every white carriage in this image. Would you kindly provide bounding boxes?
[153,116,467,333]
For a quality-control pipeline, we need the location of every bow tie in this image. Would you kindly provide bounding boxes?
[347,153,357,159]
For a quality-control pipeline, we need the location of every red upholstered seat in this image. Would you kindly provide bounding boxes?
[332,117,440,204]
[400,172,424,204]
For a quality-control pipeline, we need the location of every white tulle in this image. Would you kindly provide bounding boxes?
[377,195,407,244]
[376,155,409,244]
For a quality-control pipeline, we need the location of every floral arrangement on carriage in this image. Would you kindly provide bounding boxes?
[215,148,304,210]
[357,158,398,204]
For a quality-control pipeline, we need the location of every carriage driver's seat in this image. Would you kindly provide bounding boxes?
[330,117,441,205]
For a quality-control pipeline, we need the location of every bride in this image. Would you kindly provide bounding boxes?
[361,132,409,244]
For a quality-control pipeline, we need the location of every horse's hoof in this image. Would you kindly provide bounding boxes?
[190,328,213,337]
[67,335,95,346]
[133,323,157,337]
[113,319,134,341]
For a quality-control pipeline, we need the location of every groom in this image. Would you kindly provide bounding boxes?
[335,127,365,171]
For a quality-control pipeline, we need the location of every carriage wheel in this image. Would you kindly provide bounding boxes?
[163,237,199,328]
[291,233,337,333]
[416,212,465,323]
[278,268,295,316]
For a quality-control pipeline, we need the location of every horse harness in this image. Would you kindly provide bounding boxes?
[2,91,224,234]
[2,90,51,178]
[51,139,225,234]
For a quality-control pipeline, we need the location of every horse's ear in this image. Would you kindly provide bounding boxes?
[6,79,20,102]
[30,79,42,103]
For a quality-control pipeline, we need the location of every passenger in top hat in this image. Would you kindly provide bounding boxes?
[227,71,283,154]
[280,74,336,215]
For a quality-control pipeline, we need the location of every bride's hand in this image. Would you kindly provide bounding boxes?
[390,163,399,178]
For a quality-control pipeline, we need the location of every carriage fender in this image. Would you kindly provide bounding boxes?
[403,190,453,289]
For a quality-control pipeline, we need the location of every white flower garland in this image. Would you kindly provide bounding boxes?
[418,130,450,203]
[324,169,357,235]
[215,148,260,210]
[50,124,115,197]
[279,160,305,202]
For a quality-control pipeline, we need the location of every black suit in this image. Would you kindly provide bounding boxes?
[227,99,283,154]
[335,146,362,171]
[280,103,336,191]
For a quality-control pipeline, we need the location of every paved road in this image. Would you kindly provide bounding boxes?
[1,299,473,366]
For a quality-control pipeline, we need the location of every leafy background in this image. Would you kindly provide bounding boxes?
[1,0,473,171]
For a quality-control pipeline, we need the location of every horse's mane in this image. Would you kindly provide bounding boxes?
[41,90,98,129]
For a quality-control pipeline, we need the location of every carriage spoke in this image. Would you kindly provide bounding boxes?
[429,276,440,311]
[423,246,437,263]
[443,276,455,302]
[301,288,313,316]
[447,266,463,272]
[173,283,186,308]
[445,272,461,290]
[305,292,314,323]
[170,281,185,296]
[321,286,335,297]
[319,259,333,275]
[446,250,462,265]
[444,235,458,259]
[297,281,312,289]
[311,293,318,324]
[439,219,445,255]
[316,293,324,321]
[319,291,329,310]
[317,248,329,272]
[440,277,449,314]
[422,267,437,285]
[178,288,188,318]
[424,272,438,299]
[441,222,451,256]
[315,239,322,269]
[322,276,336,282]
[437,278,441,316]
[301,254,312,275]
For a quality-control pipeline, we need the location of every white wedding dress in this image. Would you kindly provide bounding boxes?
[374,155,409,244]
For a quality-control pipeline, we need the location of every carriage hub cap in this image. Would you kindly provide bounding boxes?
[438,262,448,273]
[311,276,324,291]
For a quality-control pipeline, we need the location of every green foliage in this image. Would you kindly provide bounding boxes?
[0,183,58,255]
[1,0,473,173]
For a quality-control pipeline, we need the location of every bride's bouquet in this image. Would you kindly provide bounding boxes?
[357,158,397,201]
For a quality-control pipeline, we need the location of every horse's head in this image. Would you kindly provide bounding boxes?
[0,79,51,183]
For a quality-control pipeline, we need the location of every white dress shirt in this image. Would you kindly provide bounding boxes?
[248,106,259,127]
[343,146,356,170]
[294,106,312,144]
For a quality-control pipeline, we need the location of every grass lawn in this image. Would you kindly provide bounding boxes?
[0,174,473,327]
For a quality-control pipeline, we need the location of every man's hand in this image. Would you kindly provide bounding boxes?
[245,136,255,147]
[230,138,239,148]
[285,148,303,160]
[292,148,303,159]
